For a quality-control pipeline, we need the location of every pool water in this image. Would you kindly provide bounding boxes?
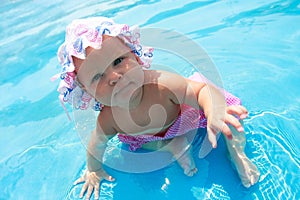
[1,0,299,199]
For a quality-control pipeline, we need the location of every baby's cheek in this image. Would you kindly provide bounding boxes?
[96,87,112,102]
[86,84,97,97]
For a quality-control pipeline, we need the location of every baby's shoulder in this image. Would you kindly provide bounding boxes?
[145,69,186,85]
[96,107,117,135]
[144,69,188,101]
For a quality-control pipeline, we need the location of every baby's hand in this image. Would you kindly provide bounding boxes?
[74,169,115,200]
[206,105,248,148]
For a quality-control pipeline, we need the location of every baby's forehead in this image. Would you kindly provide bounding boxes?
[73,36,131,69]
[87,37,131,64]
[90,36,130,56]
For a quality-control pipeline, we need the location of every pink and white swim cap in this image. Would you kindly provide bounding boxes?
[54,17,153,116]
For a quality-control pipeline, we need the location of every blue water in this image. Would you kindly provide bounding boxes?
[1,0,299,199]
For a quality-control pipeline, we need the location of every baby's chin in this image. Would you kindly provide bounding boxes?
[111,86,143,108]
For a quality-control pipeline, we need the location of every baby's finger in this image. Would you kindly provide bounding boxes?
[225,114,244,132]
[100,171,115,182]
[74,176,85,185]
[226,105,248,119]
[207,127,217,148]
[221,123,233,139]
[225,105,243,115]
[94,184,100,200]
[238,106,248,119]
[104,175,115,182]
[85,185,94,200]
[79,182,88,198]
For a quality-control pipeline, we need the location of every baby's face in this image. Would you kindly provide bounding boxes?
[76,37,144,107]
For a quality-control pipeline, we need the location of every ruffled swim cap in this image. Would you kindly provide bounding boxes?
[53,17,154,118]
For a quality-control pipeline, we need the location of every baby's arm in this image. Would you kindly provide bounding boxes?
[74,112,117,199]
[155,70,247,147]
[86,128,109,171]
[195,82,245,144]
[186,79,248,147]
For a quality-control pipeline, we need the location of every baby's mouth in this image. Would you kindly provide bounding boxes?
[114,81,134,95]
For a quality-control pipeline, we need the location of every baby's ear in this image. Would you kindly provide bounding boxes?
[72,56,84,73]
[74,77,86,90]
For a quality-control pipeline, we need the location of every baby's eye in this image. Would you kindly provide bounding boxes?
[113,57,124,66]
[91,73,103,83]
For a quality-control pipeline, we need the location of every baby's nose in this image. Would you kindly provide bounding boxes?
[108,71,122,86]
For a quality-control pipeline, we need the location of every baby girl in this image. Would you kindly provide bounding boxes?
[55,17,260,199]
